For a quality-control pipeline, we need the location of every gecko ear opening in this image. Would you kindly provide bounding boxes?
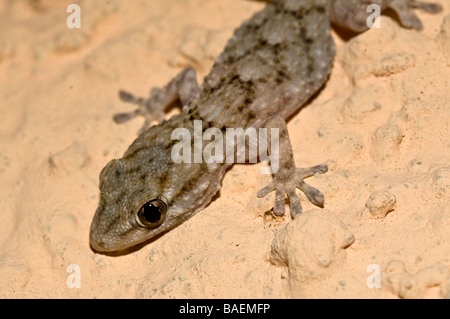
[137,198,167,228]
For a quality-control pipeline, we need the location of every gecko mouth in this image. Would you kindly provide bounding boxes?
[89,230,130,253]
[89,209,152,253]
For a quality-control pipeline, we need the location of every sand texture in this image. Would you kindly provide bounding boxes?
[0,0,449,298]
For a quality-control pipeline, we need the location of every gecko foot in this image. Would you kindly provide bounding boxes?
[113,89,166,135]
[257,164,328,219]
[389,0,443,30]
[113,68,200,135]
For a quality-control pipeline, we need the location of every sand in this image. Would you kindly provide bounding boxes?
[0,0,449,298]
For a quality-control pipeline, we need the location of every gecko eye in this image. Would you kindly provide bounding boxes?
[137,198,167,228]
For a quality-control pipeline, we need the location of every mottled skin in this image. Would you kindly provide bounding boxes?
[90,0,441,252]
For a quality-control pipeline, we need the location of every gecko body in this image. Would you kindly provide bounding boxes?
[90,0,441,252]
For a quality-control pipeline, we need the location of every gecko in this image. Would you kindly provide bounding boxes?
[90,0,442,252]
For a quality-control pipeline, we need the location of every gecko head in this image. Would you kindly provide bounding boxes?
[89,140,218,252]
[89,157,176,252]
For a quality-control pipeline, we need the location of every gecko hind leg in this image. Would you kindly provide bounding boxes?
[330,0,442,32]
[114,67,200,135]
[412,0,443,13]
[389,0,442,30]
[256,117,328,219]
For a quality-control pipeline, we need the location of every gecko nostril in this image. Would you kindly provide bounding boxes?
[90,238,106,252]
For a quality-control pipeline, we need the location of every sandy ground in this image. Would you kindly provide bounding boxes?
[0,0,449,298]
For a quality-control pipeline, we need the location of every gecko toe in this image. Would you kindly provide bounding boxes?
[257,180,276,197]
[297,181,325,207]
[113,110,140,123]
[273,187,286,216]
[414,1,442,13]
[119,90,137,102]
[294,164,327,207]
[257,180,285,216]
[286,187,302,219]
[296,164,328,179]
[389,0,442,30]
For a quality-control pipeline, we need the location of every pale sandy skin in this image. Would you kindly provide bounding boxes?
[0,0,449,298]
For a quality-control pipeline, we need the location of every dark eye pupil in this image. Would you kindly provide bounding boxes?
[142,203,161,223]
[137,198,167,228]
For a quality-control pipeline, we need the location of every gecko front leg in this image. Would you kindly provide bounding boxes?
[114,67,200,134]
[256,117,328,219]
